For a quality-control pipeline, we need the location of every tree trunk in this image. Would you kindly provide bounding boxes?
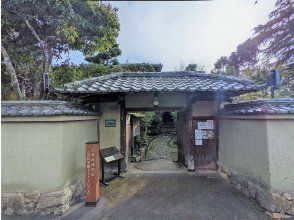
[25,19,53,100]
[1,46,25,100]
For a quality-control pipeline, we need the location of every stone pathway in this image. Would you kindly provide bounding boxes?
[145,134,177,161]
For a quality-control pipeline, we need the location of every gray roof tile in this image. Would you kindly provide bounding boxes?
[55,71,266,95]
[221,98,294,115]
[2,101,100,117]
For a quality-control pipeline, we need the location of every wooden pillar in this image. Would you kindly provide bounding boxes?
[185,94,195,171]
[85,142,100,206]
[119,98,128,172]
[177,110,185,165]
[125,113,132,161]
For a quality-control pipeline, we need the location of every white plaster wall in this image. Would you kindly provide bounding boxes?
[125,92,187,109]
[219,118,271,188]
[267,119,294,192]
[61,120,98,186]
[99,102,121,150]
[192,101,218,117]
[1,116,98,192]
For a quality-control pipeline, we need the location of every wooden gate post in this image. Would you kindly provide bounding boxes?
[85,141,100,206]
[186,94,195,171]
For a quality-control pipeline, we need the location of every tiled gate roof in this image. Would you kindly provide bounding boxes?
[55,72,265,94]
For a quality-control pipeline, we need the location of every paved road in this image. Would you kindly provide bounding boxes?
[64,161,269,220]
[98,172,269,220]
[4,161,270,220]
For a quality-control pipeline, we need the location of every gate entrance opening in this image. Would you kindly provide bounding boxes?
[125,111,179,166]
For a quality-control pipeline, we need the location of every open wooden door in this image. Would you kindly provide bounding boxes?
[192,117,218,170]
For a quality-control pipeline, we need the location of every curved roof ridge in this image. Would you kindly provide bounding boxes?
[56,71,266,95]
[119,71,254,83]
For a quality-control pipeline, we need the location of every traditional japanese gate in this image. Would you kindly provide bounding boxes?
[57,71,263,171]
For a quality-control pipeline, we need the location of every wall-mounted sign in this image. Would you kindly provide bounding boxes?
[195,139,202,145]
[202,130,214,139]
[206,120,214,129]
[105,119,116,127]
[197,122,207,129]
[195,129,202,139]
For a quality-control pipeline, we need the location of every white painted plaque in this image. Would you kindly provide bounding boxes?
[195,129,202,139]
[198,122,207,129]
[104,155,115,163]
[195,139,202,145]
[206,120,214,129]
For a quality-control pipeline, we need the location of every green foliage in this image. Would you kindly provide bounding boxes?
[235,38,259,68]
[214,39,259,76]
[51,62,122,88]
[1,0,120,100]
[85,44,121,65]
[185,64,198,71]
[214,56,228,72]
[213,0,293,102]
[120,63,157,72]
[214,0,293,77]
[233,66,293,102]
[171,111,177,124]
[138,112,163,146]
[253,0,294,67]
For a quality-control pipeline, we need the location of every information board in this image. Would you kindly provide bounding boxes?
[85,142,99,206]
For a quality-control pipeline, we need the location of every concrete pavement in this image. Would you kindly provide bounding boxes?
[63,160,270,220]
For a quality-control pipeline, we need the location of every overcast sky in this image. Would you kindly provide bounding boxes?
[58,0,276,72]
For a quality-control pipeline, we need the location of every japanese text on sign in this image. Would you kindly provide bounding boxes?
[86,147,96,196]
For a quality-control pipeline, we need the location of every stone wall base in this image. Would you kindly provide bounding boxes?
[219,166,294,217]
[2,177,85,216]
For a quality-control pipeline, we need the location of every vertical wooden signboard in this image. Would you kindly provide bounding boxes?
[85,141,100,206]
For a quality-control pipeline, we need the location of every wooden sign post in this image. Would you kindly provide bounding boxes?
[85,141,100,206]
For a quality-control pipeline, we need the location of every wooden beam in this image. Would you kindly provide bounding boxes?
[125,107,185,112]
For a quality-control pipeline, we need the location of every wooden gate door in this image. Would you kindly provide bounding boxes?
[192,118,218,170]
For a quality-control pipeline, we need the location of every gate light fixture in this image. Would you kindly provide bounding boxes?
[153,93,159,107]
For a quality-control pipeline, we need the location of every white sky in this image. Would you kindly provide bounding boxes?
[59,0,276,72]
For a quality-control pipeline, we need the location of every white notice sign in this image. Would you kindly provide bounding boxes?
[198,122,207,129]
[206,120,214,129]
[195,129,202,139]
[195,139,202,145]
[104,156,115,163]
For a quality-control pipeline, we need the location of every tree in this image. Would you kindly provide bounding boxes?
[51,62,122,89]
[214,56,228,73]
[236,38,259,68]
[185,63,198,71]
[214,38,259,76]
[1,0,120,100]
[253,0,294,67]
[212,0,293,100]
[85,43,121,65]
[120,63,159,72]
[1,46,24,99]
